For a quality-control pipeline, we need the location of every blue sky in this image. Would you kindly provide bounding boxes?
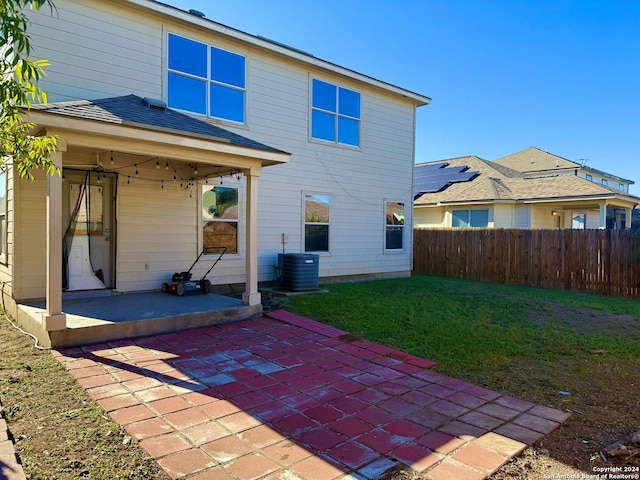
[165,0,640,194]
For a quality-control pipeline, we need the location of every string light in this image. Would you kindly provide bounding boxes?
[165,160,169,170]
[135,165,139,177]
[194,164,198,175]
[110,151,114,165]
[161,180,164,189]
[156,159,160,169]
[173,174,177,182]
[127,176,130,185]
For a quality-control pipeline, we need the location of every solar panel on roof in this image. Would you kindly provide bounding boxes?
[414,163,480,200]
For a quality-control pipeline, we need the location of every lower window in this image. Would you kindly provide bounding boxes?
[452,209,489,228]
[304,194,330,252]
[385,201,404,250]
[202,185,238,254]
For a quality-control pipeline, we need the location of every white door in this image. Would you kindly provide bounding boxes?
[63,173,115,290]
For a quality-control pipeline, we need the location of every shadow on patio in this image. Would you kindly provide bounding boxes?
[54,310,570,480]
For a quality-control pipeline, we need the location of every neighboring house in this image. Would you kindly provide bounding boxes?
[494,147,634,193]
[2,0,430,332]
[414,153,639,230]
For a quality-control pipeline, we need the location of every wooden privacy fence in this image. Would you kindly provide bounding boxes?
[413,228,640,298]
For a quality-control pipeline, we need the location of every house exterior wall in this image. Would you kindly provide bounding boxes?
[23,0,419,293]
[413,207,444,228]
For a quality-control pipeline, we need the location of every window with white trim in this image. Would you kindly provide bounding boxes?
[619,183,626,192]
[452,209,489,228]
[385,201,404,250]
[311,79,360,147]
[602,178,608,186]
[202,185,239,254]
[585,174,593,181]
[304,194,330,252]
[168,33,246,123]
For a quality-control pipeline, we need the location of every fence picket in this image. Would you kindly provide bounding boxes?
[413,228,640,299]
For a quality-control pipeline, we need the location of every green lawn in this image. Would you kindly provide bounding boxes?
[284,275,640,402]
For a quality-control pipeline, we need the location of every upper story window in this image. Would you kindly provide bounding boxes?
[619,183,626,192]
[602,178,608,186]
[168,33,246,123]
[585,174,592,181]
[311,79,360,147]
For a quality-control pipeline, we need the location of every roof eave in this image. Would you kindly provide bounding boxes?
[122,0,431,106]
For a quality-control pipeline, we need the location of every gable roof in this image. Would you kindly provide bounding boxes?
[29,95,286,154]
[494,147,634,184]
[494,147,578,172]
[414,155,640,206]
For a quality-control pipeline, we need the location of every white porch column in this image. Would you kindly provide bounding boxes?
[598,202,607,230]
[242,167,262,306]
[44,151,67,330]
[626,208,633,229]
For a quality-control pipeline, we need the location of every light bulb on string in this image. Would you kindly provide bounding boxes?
[110,151,114,165]
[156,159,160,169]
[173,174,177,182]
[194,165,198,175]
[161,180,164,189]
[135,165,139,177]
[165,160,169,170]
[127,176,130,185]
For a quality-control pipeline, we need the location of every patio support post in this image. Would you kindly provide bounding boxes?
[598,202,607,230]
[625,208,632,229]
[44,150,67,330]
[242,167,261,306]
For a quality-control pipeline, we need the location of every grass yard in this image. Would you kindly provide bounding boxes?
[286,275,640,477]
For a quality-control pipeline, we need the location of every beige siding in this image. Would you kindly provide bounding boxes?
[26,0,162,102]
[24,0,418,291]
[14,172,47,300]
[414,207,445,227]
[530,205,557,229]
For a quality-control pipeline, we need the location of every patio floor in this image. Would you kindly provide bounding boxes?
[54,310,571,480]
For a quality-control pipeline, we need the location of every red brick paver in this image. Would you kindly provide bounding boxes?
[49,312,570,480]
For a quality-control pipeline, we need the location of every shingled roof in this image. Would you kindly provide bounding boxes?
[414,156,640,206]
[29,94,286,154]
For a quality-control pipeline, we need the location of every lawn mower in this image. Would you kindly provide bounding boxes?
[162,246,227,296]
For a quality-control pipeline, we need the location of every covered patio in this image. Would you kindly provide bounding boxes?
[9,95,289,347]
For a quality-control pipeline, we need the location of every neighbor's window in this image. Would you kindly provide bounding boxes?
[0,170,6,258]
[572,213,586,229]
[202,185,238,254]
[385,201,404,250]
[585,174,592,181]
[304,194,330,252]
[311,79,360,147]
[602,179,608,186]
[619,183,626,192]
[168,33,246,123]
[452,209,489,228]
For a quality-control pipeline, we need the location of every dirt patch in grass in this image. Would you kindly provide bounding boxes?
[0,317,169,480]
[528,304,640,337]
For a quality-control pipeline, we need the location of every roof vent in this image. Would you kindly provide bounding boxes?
[143,97,167,110]
[187,8,205,18]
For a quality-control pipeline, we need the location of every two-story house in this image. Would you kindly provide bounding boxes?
[3,0,430,345]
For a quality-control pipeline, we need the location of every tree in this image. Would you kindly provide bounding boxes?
[1,0,59,180]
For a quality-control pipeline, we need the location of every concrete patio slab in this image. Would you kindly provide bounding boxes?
[52,311,571,479]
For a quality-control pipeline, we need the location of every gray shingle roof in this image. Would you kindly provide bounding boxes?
[414,156,640,205]
[30,94,286,154]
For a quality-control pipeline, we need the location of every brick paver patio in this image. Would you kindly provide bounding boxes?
[53,311,571,479]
